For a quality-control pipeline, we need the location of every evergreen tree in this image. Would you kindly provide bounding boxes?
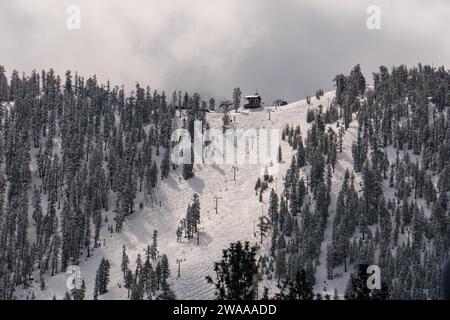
[94,258,111,296]
[0,65,9,102]
[160,147,171,180]
[275,270,314,300]
[232,87,242,112]
[121,245,130,280]
[206,241,258,300]
[182,147,195,180]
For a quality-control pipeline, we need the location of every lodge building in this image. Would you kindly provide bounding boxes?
[244,93,262,109]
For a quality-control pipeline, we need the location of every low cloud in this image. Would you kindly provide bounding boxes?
[1,0,449,103]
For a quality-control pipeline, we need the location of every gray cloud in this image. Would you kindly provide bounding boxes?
[1,0,449,103]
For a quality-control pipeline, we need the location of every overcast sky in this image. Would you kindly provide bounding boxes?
[1,0,449,103]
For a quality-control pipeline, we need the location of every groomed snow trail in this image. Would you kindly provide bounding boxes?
[20,92,349,300]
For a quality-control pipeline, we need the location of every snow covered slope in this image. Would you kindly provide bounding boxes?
[18,91,357,300]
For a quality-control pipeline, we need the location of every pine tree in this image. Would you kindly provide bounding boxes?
[275,270,314,300]
[150,230,159,260]
[121,245,130,279]
[0,65,9,102]
[209,97,215,111]
[182,147,194,180]
[268,189,279,223]
[232,87,242,112]
[345,264,383,300]
[160,147,171,180]
[95,258,111,296]
[160,254,171,287]
[206,241,258,300]
[278,145,282,163]
[184,194,201,239]
[257,215,271,244]
[124,269,133,298]
[222,111,230,133]
[275,249,287,285]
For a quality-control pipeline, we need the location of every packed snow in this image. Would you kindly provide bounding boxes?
[14,90,392,300]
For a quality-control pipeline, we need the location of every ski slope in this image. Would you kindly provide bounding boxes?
[18,90,364,300]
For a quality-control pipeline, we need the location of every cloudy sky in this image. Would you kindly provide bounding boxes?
[1,0,449,103]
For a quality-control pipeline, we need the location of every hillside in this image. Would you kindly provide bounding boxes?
[0,64,448,301]
[16,90,339,300]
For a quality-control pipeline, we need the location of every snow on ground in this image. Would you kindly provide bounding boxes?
[313,117,361,298]
[18,91,362,300]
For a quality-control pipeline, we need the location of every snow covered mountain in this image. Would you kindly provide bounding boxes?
[1,64,448,301]
[16,91,336,300]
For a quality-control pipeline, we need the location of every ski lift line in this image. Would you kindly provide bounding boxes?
[176,258,186,278]
[213,196,222,214]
